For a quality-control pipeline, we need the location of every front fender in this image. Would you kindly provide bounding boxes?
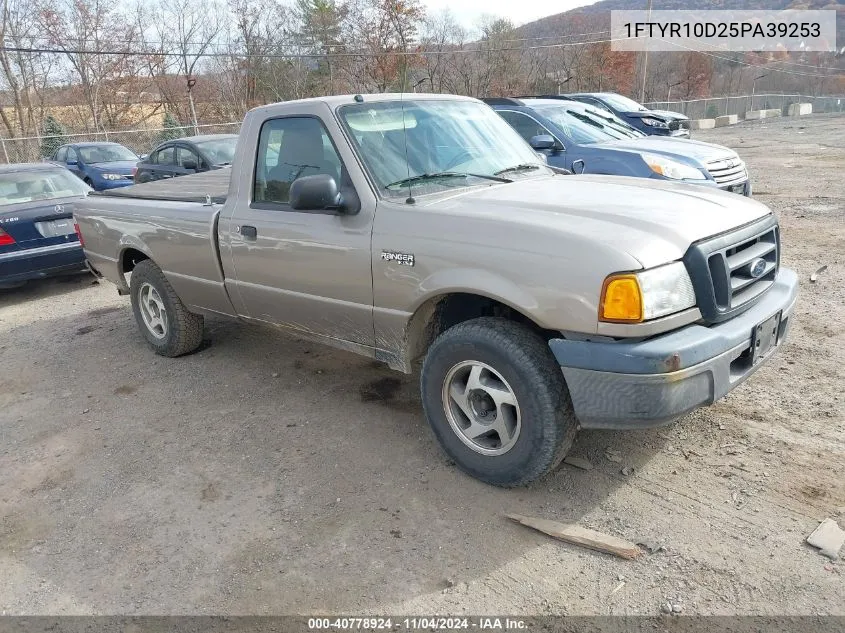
[410,267,540,318]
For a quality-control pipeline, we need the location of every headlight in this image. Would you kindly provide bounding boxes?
[641,117,669,129]
[642,153,706,180]
[103,173,122,180]
[600,262,696,323]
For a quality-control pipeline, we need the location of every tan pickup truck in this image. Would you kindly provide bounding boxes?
[74,93,798,487]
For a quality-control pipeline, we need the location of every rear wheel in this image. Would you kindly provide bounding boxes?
[129,260,204,357]
[421,317,578,487]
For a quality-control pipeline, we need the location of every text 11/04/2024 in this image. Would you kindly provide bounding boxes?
[307,617,529,630]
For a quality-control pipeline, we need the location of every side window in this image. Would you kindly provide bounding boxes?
[497,111,551,144]
[254,117,344,206]
[176,147,200,169]
[56,147,67,161]
[66,147,78,163]
[156,147,176,166]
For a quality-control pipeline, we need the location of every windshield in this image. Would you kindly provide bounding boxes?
[533,105,632,144]
[0,169,89,206]
[77,144,137,163]
[600,94,648,112]
[197,137,237,165]
[339,99,551,197]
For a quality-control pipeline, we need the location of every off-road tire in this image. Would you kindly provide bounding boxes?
[421,317,578,487]
[130,259,204,357]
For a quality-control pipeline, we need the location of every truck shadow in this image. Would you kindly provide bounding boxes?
[1,308,675,614]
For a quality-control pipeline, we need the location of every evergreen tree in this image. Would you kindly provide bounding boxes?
[40,115,69,158]
[156,112,188,144]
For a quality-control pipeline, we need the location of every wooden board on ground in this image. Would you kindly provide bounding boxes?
[506,513,643,560]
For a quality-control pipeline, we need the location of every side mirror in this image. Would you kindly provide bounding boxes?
[529,134,555,150]
[182,159,198,171]
[139,154,148,161]
[290,174,345,213]
[66,159,78,166]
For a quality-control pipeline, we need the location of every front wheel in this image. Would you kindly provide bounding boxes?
[129,260,204,357]
[421,317,578,487]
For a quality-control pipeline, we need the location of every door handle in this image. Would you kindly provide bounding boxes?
[239,225,257,240]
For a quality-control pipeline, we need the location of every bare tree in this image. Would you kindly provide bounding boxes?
[139,0,222,131]
[40,0,141,132]
[0,0,55,154]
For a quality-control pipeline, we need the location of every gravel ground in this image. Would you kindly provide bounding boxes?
[1,114,843,616]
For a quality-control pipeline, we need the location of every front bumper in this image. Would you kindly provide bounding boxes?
[664,176,751,197]
[549,267,798,429]
[648,127,690,138]
[0,242,86,285]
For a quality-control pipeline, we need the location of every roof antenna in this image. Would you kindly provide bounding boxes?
[399,69,415,205]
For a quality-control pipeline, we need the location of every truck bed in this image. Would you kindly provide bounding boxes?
[92,169,230,204]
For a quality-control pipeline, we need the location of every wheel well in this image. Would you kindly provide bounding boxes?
[404,293,554,371]
[121,248,149,274]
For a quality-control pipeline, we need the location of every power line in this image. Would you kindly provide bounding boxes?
[3,37,842,78]
[661,39,843,78]
[13,29,615,50]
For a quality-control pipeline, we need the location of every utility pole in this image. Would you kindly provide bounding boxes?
[639,0,653,103]
[187,77,199,135]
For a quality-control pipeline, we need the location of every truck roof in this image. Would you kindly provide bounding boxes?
[247,92,479,115]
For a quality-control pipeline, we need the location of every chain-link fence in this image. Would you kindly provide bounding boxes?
[0,122,242,165]
[644,94,845,119]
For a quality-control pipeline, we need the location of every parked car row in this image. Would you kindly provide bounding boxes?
[44,134,239,191]
[486,97,750,196]
[3,93,735,290]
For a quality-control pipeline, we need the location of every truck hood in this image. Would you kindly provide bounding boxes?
[600,136,737,164]
[432,175,772,268]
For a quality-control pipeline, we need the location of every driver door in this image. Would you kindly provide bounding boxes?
[223,116,375,347]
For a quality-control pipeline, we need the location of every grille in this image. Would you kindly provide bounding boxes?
[668,120,681,131]
[706,157,747,187]
[683,216,780,323]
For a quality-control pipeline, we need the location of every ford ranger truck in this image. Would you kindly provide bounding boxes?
[74,94,798,487]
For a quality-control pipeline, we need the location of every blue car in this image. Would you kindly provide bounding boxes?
[563,92,690,138]
[0,163,90,289]
[487,98,750,196]
[48,142,139,190]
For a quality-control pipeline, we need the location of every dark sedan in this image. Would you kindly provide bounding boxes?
[0,163,90,289]
[134,134,238,183]
[564,92,690,138]
[47,142,139,191]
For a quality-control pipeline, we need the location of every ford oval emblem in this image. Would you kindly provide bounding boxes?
[749,258,767,278]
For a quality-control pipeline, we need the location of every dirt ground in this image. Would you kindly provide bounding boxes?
[1,114,843,617]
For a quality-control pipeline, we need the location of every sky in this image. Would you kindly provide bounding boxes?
[420,0,599,30]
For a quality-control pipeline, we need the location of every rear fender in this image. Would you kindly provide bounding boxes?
[116,236,154,293]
